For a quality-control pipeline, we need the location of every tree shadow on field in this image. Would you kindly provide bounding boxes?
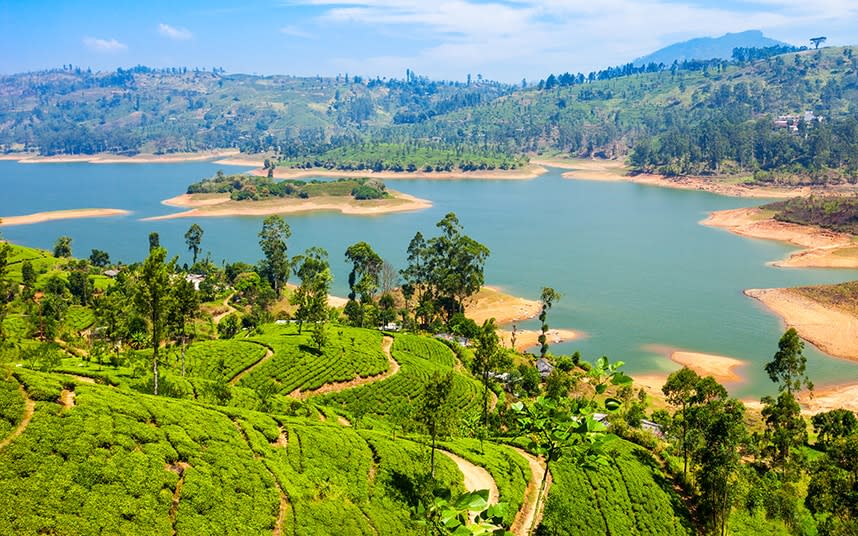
[298,344,323,356]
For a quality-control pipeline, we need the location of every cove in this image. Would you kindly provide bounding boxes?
[2,160,857,397]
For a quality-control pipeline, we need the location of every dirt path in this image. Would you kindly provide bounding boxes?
[292,336,399,399]
[439,450,499,505]
[510,447,549,536]
[228,344,275,386]
[212,293,238,324]
[0,384,35,451]
[59,389,76,409]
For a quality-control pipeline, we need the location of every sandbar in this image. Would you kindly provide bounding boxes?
[745,288,858,361]
[6,150,242,164]
[498,328,578,352]
[464,286,542,325]
[0,208,130,226]
[702,207,858,268]
[535,158,628,181]
[257,164,547,181]
[643,344,748,385]
[148,190,432,220]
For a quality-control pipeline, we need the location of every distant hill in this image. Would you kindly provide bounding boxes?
[634,30,791,65]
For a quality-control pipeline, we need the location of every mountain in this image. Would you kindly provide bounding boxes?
[633,30,791,66]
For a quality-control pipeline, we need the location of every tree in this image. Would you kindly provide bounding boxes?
[290,247,332,334]
[218,313,240,339]
[761,391,807,480]
[425,213,489,319]
[148,232,160,252]
[662,367,702,478]
[0,244,12,345]
[380,260,398,296]
[812,408,858,450]
[53,236,72,258]
[89,249,110,267]
[806,434,858,534]
[184,223,204,266]
[810,36,827,49]
[134,247,174,395]
[258,215,291,296]
[345,241,383,302]
[695,398,746,536]
[416,371,455,479]
[537,287,560,360]
[67,266,94,306]
[765,328,813,395]
[344,241,383,326]
[401,232,428,324]
[472,318,505,426]
[168,276,199,376]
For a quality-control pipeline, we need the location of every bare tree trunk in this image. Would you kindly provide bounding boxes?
[153,347,159,395]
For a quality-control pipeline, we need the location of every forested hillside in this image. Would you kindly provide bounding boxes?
[3,47,857,185]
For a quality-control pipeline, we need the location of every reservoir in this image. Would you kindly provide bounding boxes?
[2,160,856,397]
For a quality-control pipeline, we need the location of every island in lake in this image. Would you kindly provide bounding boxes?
[152,172,431,220]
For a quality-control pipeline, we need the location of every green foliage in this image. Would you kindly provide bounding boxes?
[320,333,482,420]
[184,340,268,381]
[188,173,389,201]
[537,438,693,536]
[765,328,813,394]
[238,323,388,394]
[0,378,24,438]
[766,196,858,235]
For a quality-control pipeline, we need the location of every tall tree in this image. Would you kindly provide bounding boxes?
[417,371,455,479]
[426,213,489,319]
[184,223,204,266]
[0,243,12,345]
[148,232,160,252]
[168,276,199,376]
[53,236,72,258]
[257,215,291,296]
[134,247,174,395]
[472,318,505,426]
[662,367,702,478]
[761,391,807,480]
[695,398,746,536]
[765,328,813,395]
[290,247,332,334]
[344,241,382,326]
[537,287,560,360]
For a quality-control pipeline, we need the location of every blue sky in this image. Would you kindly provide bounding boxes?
[1,0,856,82]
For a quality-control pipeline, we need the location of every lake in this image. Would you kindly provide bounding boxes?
[2,160,856,397]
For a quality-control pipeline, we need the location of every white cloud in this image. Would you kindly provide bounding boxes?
[83,36,127,52]
[158,23,193,41]
[281,25,314,38]
[289,0,858,80]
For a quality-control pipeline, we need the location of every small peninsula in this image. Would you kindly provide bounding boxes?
[153,172,431,220]
[0,208,130,226]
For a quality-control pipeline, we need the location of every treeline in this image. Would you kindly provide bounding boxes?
[279,142,527,172]
[765,196,858,234]
[630,113,858,183]
[186,171,389,201]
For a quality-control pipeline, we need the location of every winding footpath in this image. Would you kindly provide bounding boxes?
[212,293,238,324]
[510,448,550,536]
[439,450,499,505]
[292,336,399,399]
[228,343,275,386]
[0,383,35,451]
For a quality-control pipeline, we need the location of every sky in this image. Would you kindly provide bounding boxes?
[1,0,856,82]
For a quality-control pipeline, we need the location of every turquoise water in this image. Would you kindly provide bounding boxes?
[1,160,856,397]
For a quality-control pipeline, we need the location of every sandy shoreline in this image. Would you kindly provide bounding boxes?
[498,328,579,353]
[149,190,432,220]
[702,207,858,268]
[549,158,802,198]
[464,286,542,325]
[1,150,243,164]
[0,208,130,226]
[257,164,547,181]
[745,288,858,361]
[643,344,748,385]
